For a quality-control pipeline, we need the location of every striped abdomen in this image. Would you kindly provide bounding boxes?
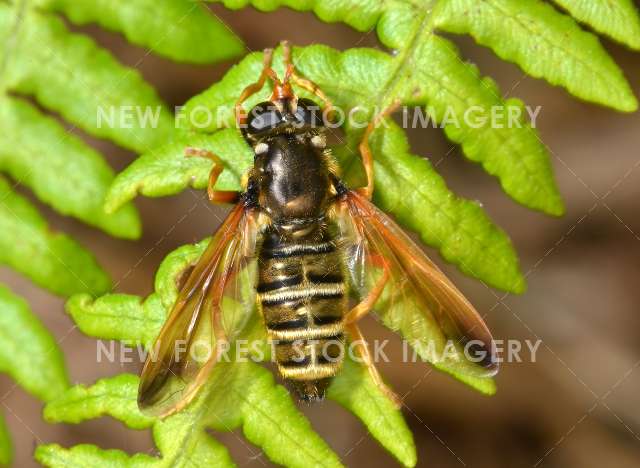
[258,226,346,400]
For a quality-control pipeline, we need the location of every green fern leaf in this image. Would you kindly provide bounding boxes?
[0,3,174,152]
[0,285,68,400]
[38,0,245,63]
[44,239,416,467]
[218,0,383,30]
[433,0,637,112]
[363,120,525,293]
[212,0,638,111]
[0,284,70,465]
[0,1,249,463]
[36,444,157,468]
[26,0,640,466]
[38,366,340,467]
[0,176,110,296]
[393,36,564,216]
[43,374,154,429]
[66,293,165,348]
[104,130,252,213]
[329,357,417,466]
[0,95,141,239]
[0,0,251,285]
[550,0,640,50]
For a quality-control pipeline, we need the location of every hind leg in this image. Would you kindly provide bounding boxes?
[343,257,399,406]
[346,322,401,407]
[343,256,390,325]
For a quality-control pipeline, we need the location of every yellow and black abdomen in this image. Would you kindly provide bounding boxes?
[257,226,346,400]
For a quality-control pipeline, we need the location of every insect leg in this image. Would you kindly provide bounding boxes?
[185,147,239,204]
[346,322,401,407]
[343,255,390,325]
[357,101,401,200]
[235,48,277,127]
[279,40,335,121]
[290,74,335,120]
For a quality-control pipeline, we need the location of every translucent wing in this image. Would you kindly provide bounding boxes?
[335,191,498,378]
[138,203,259,417]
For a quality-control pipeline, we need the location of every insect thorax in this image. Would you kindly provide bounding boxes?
[251,130,334,229]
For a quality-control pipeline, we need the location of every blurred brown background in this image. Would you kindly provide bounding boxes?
[1,4,639,467]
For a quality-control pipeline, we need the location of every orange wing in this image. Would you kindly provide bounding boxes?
[335,190,498,378]
[138,203,259,417]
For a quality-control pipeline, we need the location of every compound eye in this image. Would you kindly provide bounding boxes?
[294,98,324,128]
[246,102,283,134]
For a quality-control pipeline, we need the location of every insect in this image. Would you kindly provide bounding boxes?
[138,41,498,417]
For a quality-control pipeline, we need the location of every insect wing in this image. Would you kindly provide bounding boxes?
[138,203,258,417]
[336,191,498,378]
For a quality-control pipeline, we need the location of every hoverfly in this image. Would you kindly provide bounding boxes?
[138,41,498,417]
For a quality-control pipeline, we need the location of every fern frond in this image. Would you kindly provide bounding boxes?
[95,2,640,462]
[0,95,141,238]
[329,357,417,466]
[0,284,69,465]
[433,0,637,112]
[25,0,640,466]
[550,0,640,50]
[43,240,416,467]
[0,285,68,400]
[0,1,247,461]
[104,130,252,213]
[0,176,110,296]
[38,0,245,63]
[0,3,174,151]
[212,0,638,111]
[363,120,526,293]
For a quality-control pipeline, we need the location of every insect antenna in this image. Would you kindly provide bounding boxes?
[269,40,296,103]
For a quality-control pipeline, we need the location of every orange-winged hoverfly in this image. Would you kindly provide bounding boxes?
[138,41,498,417]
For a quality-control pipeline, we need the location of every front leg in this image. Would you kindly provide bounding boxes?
[185,148,240,204]
[357,101,401,200]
